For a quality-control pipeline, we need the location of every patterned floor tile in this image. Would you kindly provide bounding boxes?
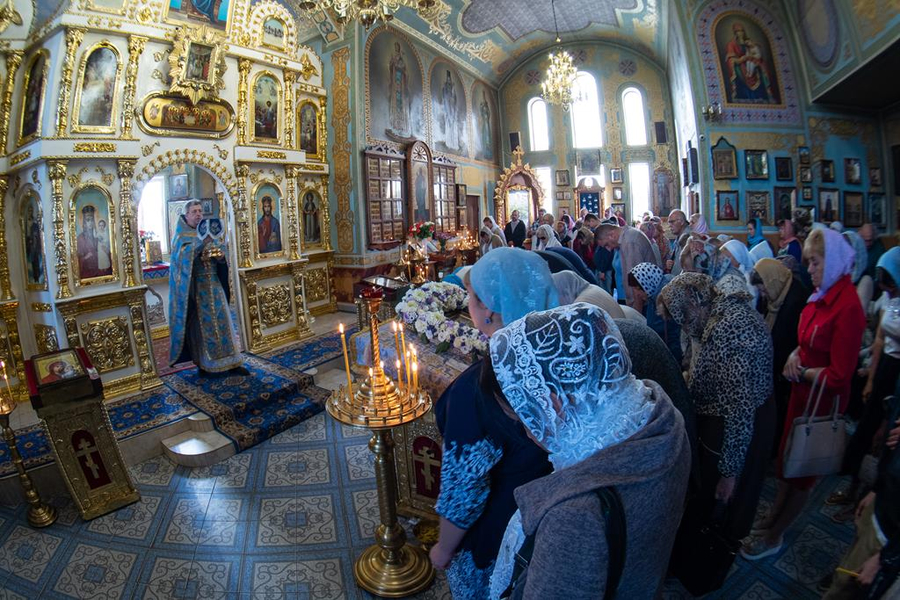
[251,494,340,551]
[242,554,347,600]
[46,495,82,528]
[263,449,331,487]
[195,519,246,552]
[774,524,849,588]
[204,495,247,522]
[83,494,164,544]
[734,580,786,599]
[342,444,374,481]
[191,553,241,594]
[0,587,27,600]
[136,551,196,586]
[129,455,179,488]
[350,489,379,541]
[156,496,210,548]
[50,542,139,600]
[0,525,66,585]
[338,424,371,440]
[269,413,327,444]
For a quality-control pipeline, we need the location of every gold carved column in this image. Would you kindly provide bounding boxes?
[290,262,312,339]
[286,165,300,260]
[118,159,138,288]
[121,35,147,139]
[126,289,160,389]
[237,58,251,146]
[321,176,333,252]
[283,69,296,150]
[331,48,353,253]
[0,175,12,300]
[48,161,72,299]
[0,302,26,401]
[55,28,86,138]
[0,50,23,156]
[235,163,253,268]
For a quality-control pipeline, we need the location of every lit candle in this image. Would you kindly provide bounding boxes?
[412,361,418,394]
[392,322,403,371]
[399,323,408,365]
[338,324,353,395]
[396,359,404,391]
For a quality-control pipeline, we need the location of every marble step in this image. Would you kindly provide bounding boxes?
[161,429,234,467]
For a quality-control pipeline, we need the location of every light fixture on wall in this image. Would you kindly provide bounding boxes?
[296,0,435,29]
[541,0,577,110]
[701,101,722,121]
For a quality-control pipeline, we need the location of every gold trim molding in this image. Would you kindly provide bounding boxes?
[34,324,59,353]
[79,316,133,373]
[73,142,117,153]
[55,28,85,137]
[32,302,52,312]
[0,50,23,156]
[331,47,353,254]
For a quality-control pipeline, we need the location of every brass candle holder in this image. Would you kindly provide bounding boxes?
[0,382,56,528]
[329,288,434,597]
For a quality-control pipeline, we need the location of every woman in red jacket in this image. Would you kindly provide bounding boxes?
[743,227,865,559]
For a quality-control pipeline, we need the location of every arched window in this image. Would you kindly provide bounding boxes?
[622,87,647,146]
[571,72,602,149]
[628,163,651,219]
[138,175,168,254]
[534,166,553,212]
[528,98,549,152]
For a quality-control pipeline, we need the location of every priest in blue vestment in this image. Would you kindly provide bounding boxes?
[168,200,248,376]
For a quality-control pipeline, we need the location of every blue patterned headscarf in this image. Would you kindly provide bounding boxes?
[469,247,559,325]
[747,217,766,248]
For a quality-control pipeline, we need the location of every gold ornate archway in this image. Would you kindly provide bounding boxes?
[493,147,544,225]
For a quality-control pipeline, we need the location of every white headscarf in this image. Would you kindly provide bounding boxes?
[749,240,774,263]
[483,215,506,245]
[535,223,561,250]
[722,239,754,274]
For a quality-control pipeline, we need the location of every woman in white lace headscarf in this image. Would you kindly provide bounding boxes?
[488,303,690,598]
[534,223,561,251]
[483,215,506,246]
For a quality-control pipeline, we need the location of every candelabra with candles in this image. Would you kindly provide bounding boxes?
[0,360,56,528]
[332,288,433,597]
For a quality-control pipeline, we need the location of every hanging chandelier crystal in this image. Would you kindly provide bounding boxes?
[297,0,435,30]
[541,0,576,110]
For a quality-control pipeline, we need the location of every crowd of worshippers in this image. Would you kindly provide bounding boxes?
[439,210,900,599]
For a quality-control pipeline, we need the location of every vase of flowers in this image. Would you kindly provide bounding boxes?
[435,230,453,252]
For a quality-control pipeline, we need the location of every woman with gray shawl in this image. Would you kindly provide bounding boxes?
[483,215,506,246]
[488,303,690,598]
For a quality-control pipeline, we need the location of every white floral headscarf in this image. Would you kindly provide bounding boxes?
[489,302,655,470]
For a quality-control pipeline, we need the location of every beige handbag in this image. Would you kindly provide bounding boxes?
[782,373,847,479]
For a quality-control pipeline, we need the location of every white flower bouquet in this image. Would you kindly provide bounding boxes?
[395,282,488,355]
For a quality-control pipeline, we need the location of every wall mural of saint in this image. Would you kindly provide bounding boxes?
[430,62,467,156]
[301,190,321,245]
[20,52,47,143]
[255,183,282,255]
[76,45,119,130]
[22,192,47,290]
[73,187,115,282]
[167,0,231,30]
[299,102,318,156]
[367,29,425,143]
[472,81,497,162]
[253,73,280,143]
[714,13,781,105]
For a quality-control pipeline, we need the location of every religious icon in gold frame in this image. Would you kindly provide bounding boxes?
[167,25,227,105]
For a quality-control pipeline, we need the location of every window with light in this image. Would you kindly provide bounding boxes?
[528,98,549,152]
[571,72,602,149]
[138,175,168,255]
[622,87,647,146]
[628,163,651,219]
[534,167,553,213]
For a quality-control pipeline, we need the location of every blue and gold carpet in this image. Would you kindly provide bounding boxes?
[257,326,359,373]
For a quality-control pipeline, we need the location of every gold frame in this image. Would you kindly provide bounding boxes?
[136,91,235,139]
[167,25,227,105]
[17,49,49,147]
[68,183,119,287]
[297,98,324,161]
[494,148,544,225]
[71,41,122,135]
[80,0,129,16]
[249,70,283,146]
[251,180,286,260]
[163,0,234,35]
[298,184,325,250]
[259,15,287,52]
[20,189,48,291]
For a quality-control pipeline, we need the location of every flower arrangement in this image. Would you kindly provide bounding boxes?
[435,230,454,252]
[409,221,435,241]
[394,282,489,355]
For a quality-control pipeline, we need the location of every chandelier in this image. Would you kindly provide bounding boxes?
[297,0,435,29]
[541,0,576,110]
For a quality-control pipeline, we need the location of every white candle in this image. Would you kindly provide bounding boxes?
[338,324,353,395]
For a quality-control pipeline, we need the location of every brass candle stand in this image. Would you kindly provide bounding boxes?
[328,289,434,597]
[0,407,57,528]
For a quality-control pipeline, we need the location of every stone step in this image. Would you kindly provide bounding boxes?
[186,412,215,433]
[161,430,234,467]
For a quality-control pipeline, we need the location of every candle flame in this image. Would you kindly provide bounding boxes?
[392,321,397,331]
[339,323,344,334]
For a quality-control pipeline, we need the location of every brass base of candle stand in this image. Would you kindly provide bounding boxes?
[354,535,434,597]
[0,413,57,528]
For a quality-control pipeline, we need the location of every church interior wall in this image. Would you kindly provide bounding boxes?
[499,41,679,222]
[667,0,895,240]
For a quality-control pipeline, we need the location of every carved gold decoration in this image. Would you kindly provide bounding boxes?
[80,316,133,373]
[0,1,22,35]
[332,47,354,253]
[137,92,236,139]
[494,147,545,224]
[55,28,86,137]
[257,150,286,160]
[239,264,312,352]
[320,180,333,252]
[290,262,312,338]
[102,372,142,398]
[301,163,326,172]
[249,169,283,185]
[237,58,251,146]
[68,183,119,287]
[212,143,228,160]
[305,267,328,303]
[284,69,296,149]
[809,117,880,169]
[96,167,115,187]
[17,49,48,147]
[236,163,253,268]
[127,290,159,389]
[167,25,227,105]
[34,324,59,353]
[67,167,90,189]
[118,160,138,288]
[0,302,25,400]
[137,6,153,24]
[8,150,28,165]
[249,70,283,146]
[121,35,147,139]
[48,160,73,299]
[141,141,159,157]
[259,283,292,328]
[249,1,298,55]
[286,165,300,259]
[136,149,237,199]
[0,176,10,300]
[0,52,23,153]
[71,40,121,135]
[20,189,47,292]
[32,302,52,312]
[73,142,117,153]
[299,54,318,80]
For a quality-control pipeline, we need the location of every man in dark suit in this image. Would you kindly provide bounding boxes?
[504,210,527,248]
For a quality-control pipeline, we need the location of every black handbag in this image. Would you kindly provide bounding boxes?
[670,499,740,596]
[500,487,625,600]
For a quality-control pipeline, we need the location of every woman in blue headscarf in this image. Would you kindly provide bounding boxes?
[429,247,559,599]
[843,230,873,309]
[747,217,767,249]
